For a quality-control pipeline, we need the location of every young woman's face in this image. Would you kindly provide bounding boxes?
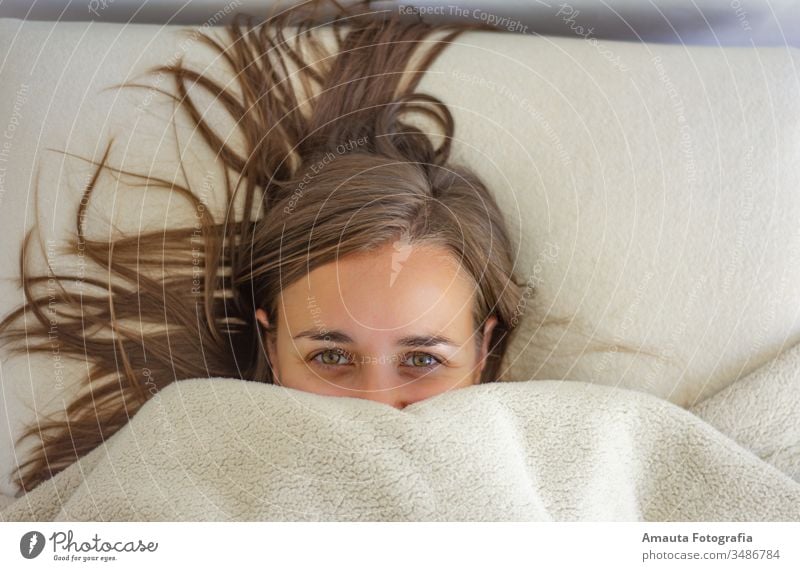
[256,241,498,409]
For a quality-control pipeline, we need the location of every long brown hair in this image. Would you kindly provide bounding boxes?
[0,0,531,493]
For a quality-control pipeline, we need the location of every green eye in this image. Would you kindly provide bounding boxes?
[313,349,351,367]
[404,352,440,368]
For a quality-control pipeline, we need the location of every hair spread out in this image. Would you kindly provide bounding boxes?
[1,0,659,495]
[0,0,529,494]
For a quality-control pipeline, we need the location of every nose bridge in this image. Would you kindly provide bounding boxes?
[360,357,398,391]
[358,358,407,409]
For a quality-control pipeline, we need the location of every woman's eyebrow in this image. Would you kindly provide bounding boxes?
[396,334,459,348]
[292,330,352,343]
[292,329,459,347]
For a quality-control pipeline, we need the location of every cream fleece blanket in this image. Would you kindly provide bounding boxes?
[690,340,800,485]
[2,372,799,521]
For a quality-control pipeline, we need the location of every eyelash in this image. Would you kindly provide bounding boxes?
[309,348,445,370]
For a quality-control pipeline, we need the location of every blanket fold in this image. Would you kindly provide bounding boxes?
[690,341,800,483]
[2,377,799,521]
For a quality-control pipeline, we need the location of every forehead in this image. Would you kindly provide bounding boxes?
[278,242,476,334]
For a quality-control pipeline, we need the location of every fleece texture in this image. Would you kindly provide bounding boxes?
[2,372,799,521]
[691,340,800,483]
